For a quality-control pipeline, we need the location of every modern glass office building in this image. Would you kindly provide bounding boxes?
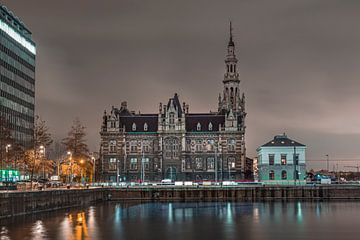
[0,5,36,148]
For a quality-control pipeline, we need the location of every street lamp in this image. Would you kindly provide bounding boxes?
[5,144,11,169]
[326,154,329,172]
[91,156,96,183]
[80,159,85,184]
[39,145,46,179]
[67,151,72,184]
[292,142,299,186]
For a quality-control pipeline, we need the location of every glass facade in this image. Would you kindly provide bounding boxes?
[0,5,36,148]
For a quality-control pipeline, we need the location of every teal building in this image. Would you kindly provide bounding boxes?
[0,5,36,147]
[257,134,306,184]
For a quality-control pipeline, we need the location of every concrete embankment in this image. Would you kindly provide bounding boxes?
[108,186,360,201]
[2,186,360,218]
[0,188,106,219]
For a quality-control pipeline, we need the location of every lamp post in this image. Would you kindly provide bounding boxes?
[326,154,329,172]
[141,140,145,184]
[293,144,297,186]
[91,156,96,183]
[39,145,45,179]
[80,159,85,184]
[5,144,11,169]
[67,151,72,184]
[228,161,231,181]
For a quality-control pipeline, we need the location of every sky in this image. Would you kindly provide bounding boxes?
[2,0,360,170]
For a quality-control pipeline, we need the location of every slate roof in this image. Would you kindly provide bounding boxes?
[261,134,305,147]
[185,114,225,132]
[120,114,158,132]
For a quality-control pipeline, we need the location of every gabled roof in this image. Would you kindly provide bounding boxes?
[261,134,305,147]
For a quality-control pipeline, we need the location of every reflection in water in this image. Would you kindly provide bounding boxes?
[31,220,47,240]
[1,202,360,240]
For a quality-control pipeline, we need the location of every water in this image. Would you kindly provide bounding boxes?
[1,201,360,240]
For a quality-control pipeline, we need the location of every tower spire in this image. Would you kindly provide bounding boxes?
[229,21,234,47]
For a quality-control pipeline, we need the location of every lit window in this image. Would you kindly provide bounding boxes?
[0,19,36,54]
[208,122,213,131]
[130,158,138,170]
[195,158,203,170]
[207,158,215,170]
[132,123,136,131]
[142,158,150,170]
[144,123,148,131]
[281,154,287,165]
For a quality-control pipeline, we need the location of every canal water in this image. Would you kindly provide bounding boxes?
[1,201,359,240]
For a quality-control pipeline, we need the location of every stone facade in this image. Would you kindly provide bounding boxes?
[99,24,246,182]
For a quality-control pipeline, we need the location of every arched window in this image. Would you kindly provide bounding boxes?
[197,122,201,131]
[269,170,275,180]
[132,123,136,131]
[144,123,148,131]
[281,170,287,180]
[208,122,213,131]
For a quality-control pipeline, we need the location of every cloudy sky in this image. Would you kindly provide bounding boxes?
[3,0,360,170]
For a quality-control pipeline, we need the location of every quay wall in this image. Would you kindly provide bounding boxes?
[108,186,360,201]
[0,189,107,219]
[2,186,360,218]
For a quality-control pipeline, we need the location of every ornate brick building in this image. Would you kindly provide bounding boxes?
[99,25,247,182]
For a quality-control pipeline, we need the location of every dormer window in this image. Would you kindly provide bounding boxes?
[208,122,213,131]
[144,123,148,131]
[132,123,136,131]
[197,122,201,131]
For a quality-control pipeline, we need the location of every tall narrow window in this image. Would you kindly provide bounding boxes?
[132,123,136,131]
[281,170,287,180]
[130,158,138,170]
[197,122,201,131]
[269,154,275,165]
[281,154,287,165]
[144,123,148,131]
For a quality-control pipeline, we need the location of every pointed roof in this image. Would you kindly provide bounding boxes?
[166,93,183,117]
[228,21,235,47]
[261,134,305,147]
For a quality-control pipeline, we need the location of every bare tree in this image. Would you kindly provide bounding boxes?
[29,116,53,184]
[62,118,90,182]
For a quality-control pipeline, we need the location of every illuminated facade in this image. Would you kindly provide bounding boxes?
[100,24,247,182]
[257,134,306,183]
[0,5,36,147]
